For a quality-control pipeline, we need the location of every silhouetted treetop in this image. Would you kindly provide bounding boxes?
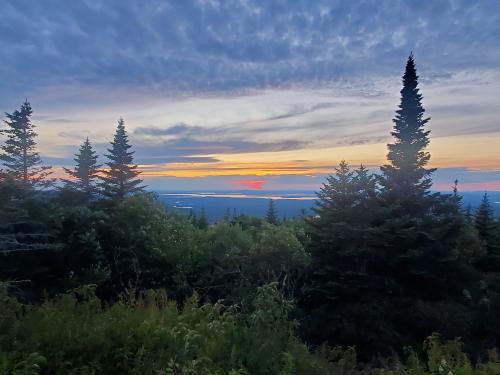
[380,53,435,202]
[100,119,143,199]
[0,101,51,188]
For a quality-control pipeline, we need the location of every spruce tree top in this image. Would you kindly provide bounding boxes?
[63,137,100,199]
[0,100,51,188]
[380,53,435,199]
[101,119,143,199]
[266,199,279,224]
[475,193,496,241]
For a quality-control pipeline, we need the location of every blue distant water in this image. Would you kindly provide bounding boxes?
[156,190,500,222]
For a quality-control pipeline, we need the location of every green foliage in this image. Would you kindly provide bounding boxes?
[0,178,61,298]
[1,284,500,374]
[0,284,316,374]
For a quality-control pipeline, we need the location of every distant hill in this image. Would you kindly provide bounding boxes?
[156,190,500,222]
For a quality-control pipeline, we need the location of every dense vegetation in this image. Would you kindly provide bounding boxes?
[1,55,500,374]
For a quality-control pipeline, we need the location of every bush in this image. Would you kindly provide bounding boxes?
[2,283,500,374]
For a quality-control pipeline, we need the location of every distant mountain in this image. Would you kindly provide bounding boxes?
[156,190,500,222]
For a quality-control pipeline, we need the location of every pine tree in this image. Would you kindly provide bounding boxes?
[354,56,472,354]
[308,161,378,295]
[197,208,208,229]
[266,199,279,224]
[475,193,497,248]
[380,53,435,212]
[101,119,143,199]
[0,101,51,188]
[304,161,381,351]
[63,138,101,201]
[465,205,474,225]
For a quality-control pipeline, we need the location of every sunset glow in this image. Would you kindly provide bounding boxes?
[1,1,498,192]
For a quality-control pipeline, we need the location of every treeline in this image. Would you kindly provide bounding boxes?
[1,54,500,373]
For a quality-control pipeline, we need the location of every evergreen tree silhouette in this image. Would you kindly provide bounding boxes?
[63,138,101,201]
[0,101,51,188]
[380,53,435,212]
[307,161,378,299]
[197,208,208,229]
[475,193,497,249]
[465,204,474,225]
[266,199,279,224]
[101,119,143,199]
[223,208,231,222]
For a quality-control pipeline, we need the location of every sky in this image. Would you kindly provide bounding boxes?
[0,0,499,191]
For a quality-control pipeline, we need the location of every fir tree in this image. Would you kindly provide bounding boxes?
[101,119,143,199]
[0,101,51,188]
[197,208,208,229]
[63,138,101,201]
[380,53,435,211]
[307,161,378,296]
[266,199,279,224]
[304,161,381,351]
[475,193,497,247]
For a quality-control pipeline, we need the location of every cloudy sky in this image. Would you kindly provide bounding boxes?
[1,0,499,191]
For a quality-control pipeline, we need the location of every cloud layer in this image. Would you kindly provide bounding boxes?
[1,0,499,191]
[1,0,500,103]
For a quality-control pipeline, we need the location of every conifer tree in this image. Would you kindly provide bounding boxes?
[305,161,380,351]
[101,119,143,199]
[307,161,378,296]
[0,101,51,188]
[197,208,208,229]
[475,193,497,248]
[380,53,435,211]
[266,199,279,224]
[63,138,101,201]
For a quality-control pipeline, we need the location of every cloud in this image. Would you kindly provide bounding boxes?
[138,156,221,164]
[134,123,198,136]
[133,138,310,162]
[2,1,499,191]
[1,0,500,105]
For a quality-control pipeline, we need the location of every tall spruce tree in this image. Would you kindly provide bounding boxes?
[63,138,101,201]
[363,54,473,353]
[380,53,435,212]
[0,101,51,188]
[266,199,279,224]
[101,119,143,199]
[303,58,474,357]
